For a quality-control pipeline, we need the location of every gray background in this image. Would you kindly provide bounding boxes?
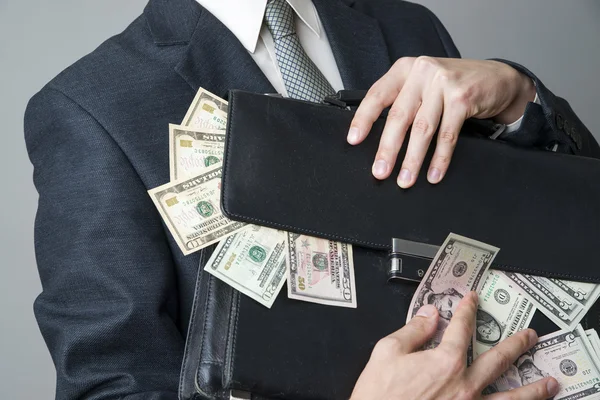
[1,0,598,398]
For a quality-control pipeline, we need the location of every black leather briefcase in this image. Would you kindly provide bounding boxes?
[179,90,600,400]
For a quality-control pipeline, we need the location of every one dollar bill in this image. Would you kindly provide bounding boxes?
[148,164,246,255]
[489,325,600,399]
[169,124,225,181]
[286,233,357,308]
[474,269,536,358]
[181,87,228,130]
[204,225,287,308]
[407,233,499,360]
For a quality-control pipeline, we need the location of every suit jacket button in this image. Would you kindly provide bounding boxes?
[556,113,564,130]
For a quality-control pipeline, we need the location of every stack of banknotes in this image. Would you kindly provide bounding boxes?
[148,88,357,309]
[408,233,600,398]
[148,88,600,397]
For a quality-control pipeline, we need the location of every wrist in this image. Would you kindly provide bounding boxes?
[494,70,536,125]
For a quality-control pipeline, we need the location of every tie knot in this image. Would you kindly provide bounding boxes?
[264,0,296,40]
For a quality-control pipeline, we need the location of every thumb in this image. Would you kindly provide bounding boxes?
[387,305,439,355]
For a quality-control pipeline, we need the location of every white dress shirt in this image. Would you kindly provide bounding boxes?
[196,0,344,97]
[195,0,532,131]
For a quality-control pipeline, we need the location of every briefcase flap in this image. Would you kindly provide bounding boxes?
[221,90,600,283]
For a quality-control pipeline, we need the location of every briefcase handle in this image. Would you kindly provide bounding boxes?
[323,90,368,108]
[323,90,503,138]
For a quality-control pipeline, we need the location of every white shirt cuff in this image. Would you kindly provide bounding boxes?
[502,90,541,134]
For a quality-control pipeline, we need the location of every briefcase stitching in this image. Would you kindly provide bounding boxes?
[223,288,241,389]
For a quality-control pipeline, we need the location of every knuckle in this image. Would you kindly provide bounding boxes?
[492,348,512,372]
[515,331,532,351]
[366,87,388,108]
[438,129,457,145]
[373,336,403,357]
[408,316,430,336]
[432,154,451,168]
[456,316,473,337]
[393,56,415,69]
[434,68,457,83]
[415,55,435,69]
[387,106,407,123]
[437,347,464,375]
[412,118,433,137]
[450,86,473,108]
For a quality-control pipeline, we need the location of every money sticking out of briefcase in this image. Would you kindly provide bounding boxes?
[179,90,600,400]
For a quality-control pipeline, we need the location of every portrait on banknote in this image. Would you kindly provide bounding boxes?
[516,352,549,386]
[416,287,463,320]
[476,309,502,345]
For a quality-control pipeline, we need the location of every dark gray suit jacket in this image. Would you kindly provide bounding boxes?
[24,0,600,399]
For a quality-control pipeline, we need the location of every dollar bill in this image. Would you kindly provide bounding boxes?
[204,225,287,308]
[551,279,598,302]
[148,164,246,255]
[586,329,600,359]
[474,269,536,358]
[181,87,228,130]
[489,325,600,399]
[169,124,225,181]
[521,274,584,316]
[286,233,357,308]
[499,272,600,331]
[407,233,499,359]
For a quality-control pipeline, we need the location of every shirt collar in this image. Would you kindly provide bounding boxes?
[195,0,320,53]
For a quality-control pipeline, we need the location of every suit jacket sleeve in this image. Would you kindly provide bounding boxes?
[492,59,600,159]
[24,87,182,400]
[426,8,600,159]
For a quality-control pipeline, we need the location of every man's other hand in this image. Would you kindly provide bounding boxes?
[347,57,536,188]
[350,292,559,400]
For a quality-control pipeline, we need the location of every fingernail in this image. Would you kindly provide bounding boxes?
[347,127,360,144]
[398,169,411,186]
[373,160,388,177]
[416,304,437,318]
[528,329,538,345]
[547,378,559,396]
[428,168,441,183]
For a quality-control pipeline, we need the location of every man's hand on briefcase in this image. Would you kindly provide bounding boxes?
[350,292,559,400]
[347,57,536,188]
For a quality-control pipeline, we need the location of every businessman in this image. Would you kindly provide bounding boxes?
[24,0,600,399]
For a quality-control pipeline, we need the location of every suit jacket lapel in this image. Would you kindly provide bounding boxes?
[313,0,392,90]
[148,0,391,97]
[174,2,275,100]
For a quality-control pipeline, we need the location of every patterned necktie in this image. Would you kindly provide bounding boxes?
[264,0,335,103]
